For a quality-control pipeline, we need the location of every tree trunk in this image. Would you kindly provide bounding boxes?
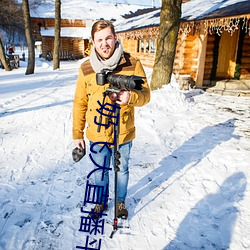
[53,0,61,70]
[0,37,11,71]
[22,0,35,75]
[151,0,182,90]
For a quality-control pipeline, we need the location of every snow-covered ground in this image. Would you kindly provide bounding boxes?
[0,50,249,250]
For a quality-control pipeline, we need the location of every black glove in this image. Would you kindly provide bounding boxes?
[72,146,86,162]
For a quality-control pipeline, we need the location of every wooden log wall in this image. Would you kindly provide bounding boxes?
[173,34,185,75]
[183,35,198,79]
[120,38,156,68]
[203,33,216,82]
[72,38,87,55]
[135,53,156,68]
[32,18,86,29]
[173,34,199,80]
[61,38,74,52]
[120,39,137,54]
[41,37,53,58]
[41,37,86,58]
[120,31,200,78]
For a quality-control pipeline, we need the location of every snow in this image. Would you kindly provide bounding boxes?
[40,27,92,39]
[92,0,161,7]
[114,0,249,32]
[30,0,152,20]
[114,9,160,33]
[181,0,249,21]
[0,48,250,250]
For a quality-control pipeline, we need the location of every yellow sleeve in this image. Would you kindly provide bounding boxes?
[72,68,88,140]
[128,59,150,107]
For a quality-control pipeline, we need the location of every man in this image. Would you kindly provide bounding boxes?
[72,20,150,219]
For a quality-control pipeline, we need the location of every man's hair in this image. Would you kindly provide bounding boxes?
[91,20,116,40]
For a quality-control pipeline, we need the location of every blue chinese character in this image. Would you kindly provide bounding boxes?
[89,130,117,154]
[76,236,102,250]
[79,215,105,235]
[87,154,112,180]
[83,180,109,208]
[79,216,92,233]
[94,101,120,127]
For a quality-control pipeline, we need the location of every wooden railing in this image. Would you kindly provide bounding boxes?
[46,51,83,61]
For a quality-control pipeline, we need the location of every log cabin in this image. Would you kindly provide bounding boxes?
[115,0,250,93]
[30,1,152,61]
[31,18,92,60]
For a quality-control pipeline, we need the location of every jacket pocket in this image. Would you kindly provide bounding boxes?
[120,107,135,134]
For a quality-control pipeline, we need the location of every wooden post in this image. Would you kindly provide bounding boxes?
[195,32,207,88]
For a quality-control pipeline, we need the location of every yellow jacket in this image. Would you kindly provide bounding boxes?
[72,52,150,145]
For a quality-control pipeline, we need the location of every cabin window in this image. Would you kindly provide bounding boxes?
[150,38,155,53]
[137,39,143,53]
[137,38,156,54]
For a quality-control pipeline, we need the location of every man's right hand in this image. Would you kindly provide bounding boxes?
[74,139,85,149]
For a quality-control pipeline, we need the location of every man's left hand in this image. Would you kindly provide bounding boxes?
[116,90,130,105]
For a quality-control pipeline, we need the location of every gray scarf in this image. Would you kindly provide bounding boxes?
[90,41,123,73]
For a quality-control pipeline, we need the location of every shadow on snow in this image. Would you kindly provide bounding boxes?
[0,100,73,117]
[163,172,247,249]
[128,118,239,213]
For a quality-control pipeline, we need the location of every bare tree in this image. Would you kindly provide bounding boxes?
[0,0,23,71]
[0,0,24,37]
[22,0,35,75]
[53,0,61,70]
[151,0,182,90]
[0,37,11,71]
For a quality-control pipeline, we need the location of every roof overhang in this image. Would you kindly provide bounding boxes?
[40,27,91,39]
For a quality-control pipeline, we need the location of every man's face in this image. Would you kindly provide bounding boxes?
[93,27,117,60]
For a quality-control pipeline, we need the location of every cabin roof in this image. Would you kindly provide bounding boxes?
[40,27,91,39]
[182,0,250,21]
[115,8,160,33]
[115,0,250,32]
